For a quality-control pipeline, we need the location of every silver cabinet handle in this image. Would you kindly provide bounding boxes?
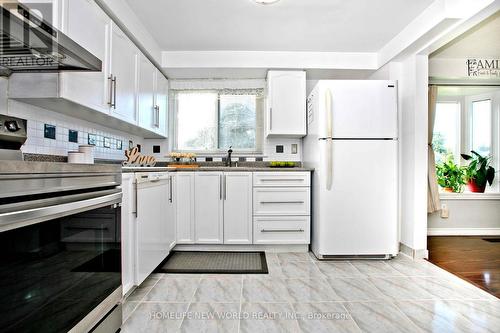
[261,179,304,182]
[260,201,304,204]
[261,229,304,233]
[156,105,160,127]
[219,174,222,200]
[107,75,114,107]
[169,175,173,203]
[112,76,117,109]
[134,181,138,217]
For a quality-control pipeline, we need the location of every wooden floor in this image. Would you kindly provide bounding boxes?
[428,236,500,298]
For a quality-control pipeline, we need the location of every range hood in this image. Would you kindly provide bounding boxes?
[0,1,101,76]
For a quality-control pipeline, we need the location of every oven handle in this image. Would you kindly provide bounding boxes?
[0,192,122,233]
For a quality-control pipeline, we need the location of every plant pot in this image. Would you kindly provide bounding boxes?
[443,187,455,193]
[467,180,486,193]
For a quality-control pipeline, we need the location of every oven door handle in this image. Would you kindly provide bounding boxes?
[0,192,122,233]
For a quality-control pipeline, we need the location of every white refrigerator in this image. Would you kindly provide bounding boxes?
[303,80,399,259]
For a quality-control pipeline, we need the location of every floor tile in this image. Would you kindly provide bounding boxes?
[315,261,364,278]
[277,252,313,263]
[121,302,189,333]
[388,257,446,277]
[180,302,239,333]
[126,276,160,302]
[144,277,200,302]
[242,277,291,302]
[293,302,361,333]
[439,300,500,332]
[395,300,479,333]
[239,302,300,333]
[194,277,242,302]
[368,277,435,300]
[285,278,341,302]
[122,301,140,322]
[327,277,388,301]
[350,261,404,277]
[281,261,325,278]
[344,301,421,333]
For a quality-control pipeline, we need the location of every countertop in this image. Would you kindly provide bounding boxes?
[0,161,122,174]
[122,166,313,173]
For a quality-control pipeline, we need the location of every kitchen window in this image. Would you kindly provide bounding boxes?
[433,101,461,164]
[173,89,264,153]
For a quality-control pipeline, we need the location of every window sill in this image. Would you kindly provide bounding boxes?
[439,192,500,200]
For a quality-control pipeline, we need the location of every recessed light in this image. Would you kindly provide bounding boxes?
[254,0,280,5]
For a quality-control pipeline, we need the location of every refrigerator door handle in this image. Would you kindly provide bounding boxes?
[326,138,333,190]
[325,88,333,138]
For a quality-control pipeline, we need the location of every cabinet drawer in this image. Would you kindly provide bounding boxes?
[253,172,310,187]
[253,216,310,244]
[253,187,310,215]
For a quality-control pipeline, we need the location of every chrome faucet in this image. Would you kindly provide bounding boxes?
[225,146,233,167]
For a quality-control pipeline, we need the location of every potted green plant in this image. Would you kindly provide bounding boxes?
[436,155,466,193]
[461,151,496,193]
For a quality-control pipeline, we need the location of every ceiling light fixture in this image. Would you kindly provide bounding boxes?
[254,0,280,5]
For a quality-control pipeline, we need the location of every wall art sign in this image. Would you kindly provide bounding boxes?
[467,58,500,77]
[122,147,156,167]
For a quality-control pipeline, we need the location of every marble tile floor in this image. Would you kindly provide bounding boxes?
[121,252,499,333]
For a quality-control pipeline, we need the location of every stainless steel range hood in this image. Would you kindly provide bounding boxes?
[0,2,101,76]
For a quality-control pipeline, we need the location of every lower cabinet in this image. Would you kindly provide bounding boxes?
[194,172,224,244]
[175,172,195,244]
[224,172,253,244]
[253,216,310,244]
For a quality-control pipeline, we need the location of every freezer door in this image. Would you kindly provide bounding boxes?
[314,139,398,256]
[317,80,398,139]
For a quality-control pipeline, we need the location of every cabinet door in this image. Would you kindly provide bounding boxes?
[136,180,169,285]
[166,174,176,250]
[59,0,111,114]
[223,172,253,244]
[110,23,138,123]
[137,54,155,131]
[155,71,169,136]
[120,174,135,295]
[267,71,306,137]
[175,172,195,244]
[194,172,223,244]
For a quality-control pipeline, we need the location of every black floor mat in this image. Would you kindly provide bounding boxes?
[72,249,121,273]
[154,251,268,274]
[482,238,500,243]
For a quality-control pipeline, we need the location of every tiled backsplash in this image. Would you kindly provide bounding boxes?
[7,100,143,161]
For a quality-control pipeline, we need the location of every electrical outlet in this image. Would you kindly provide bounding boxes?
[440,204,449,218]
[291,144,298,154]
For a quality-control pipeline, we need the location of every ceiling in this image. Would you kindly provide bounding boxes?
[125,0,434,52]
[431,11,500,59]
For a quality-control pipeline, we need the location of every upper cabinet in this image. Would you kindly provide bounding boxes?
[137,56,169,137]
[8,0,167,139]
[109,23,139,124]
[59,0,111,114]
[266,70,306,137]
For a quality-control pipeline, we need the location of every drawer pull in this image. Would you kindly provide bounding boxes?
[261,229,304,233]
[261,179,304,181]
[260,201,304,204]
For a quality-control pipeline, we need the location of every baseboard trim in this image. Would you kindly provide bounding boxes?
[173,244,309,253]
[399,243,429,259]
[427,228,500,236]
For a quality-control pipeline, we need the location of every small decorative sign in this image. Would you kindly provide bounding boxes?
[467,58,500,77]
[123,147,156,167]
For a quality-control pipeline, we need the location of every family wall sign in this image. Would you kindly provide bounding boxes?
[467,58,500,77]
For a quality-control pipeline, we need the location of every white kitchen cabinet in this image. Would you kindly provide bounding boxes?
[266,71,306,137]
[121,174,135,295]
[175,172,195,244]
[166,174,176,250]
[253,216,310,245]
[224,172,253,244]
[137,54,156,131]
[155,70,169,137]
[109,23,138,124]
[59,0,111,114]
[194,173,224,244]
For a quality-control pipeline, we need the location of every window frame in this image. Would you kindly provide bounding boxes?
[170,89,264,155]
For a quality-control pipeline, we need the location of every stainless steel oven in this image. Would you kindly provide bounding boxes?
[0,166,123,333]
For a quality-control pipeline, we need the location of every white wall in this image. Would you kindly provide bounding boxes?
[369,56,429,257]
